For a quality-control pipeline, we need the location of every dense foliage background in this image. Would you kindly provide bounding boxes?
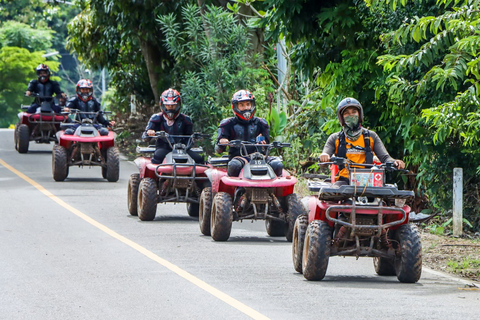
[1,0,479,231]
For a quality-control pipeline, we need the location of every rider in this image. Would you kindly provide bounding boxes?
[63,79,115,136]
[319,97,405,185]
[215,89,283,177]
[142,88,204,164]
[25,64,67,113]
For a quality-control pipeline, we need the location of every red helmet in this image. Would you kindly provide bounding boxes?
[76,79,94,102]
[36,64,51,83]
[231,90,255,122]
[160,88,181,120]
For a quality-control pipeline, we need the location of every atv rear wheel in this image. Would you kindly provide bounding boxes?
[302,220,332,281]
[284,193,304,242]
[17,124,30,153]
[137,178,158,221]
[199,187,212,236]
[211,192,233,241]
[187,202,199,217]
[374,257,396,276]
[105,147,120,182]
[292,214,308,273]
[265,219,285,237]
[127,173,140,216]
[394,224,422,283]
[52,145,68,181]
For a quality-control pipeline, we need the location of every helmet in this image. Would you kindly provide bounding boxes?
[76,79,94,102]
[36,64,51,83]
[160,88,182,120]
[336,97,363,126]
[231,90,256,122]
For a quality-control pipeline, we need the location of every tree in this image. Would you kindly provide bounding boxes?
[0,47,59,127]
[157,4,273,132]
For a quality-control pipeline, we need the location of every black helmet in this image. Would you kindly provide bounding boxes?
[160,88,181,120]
[231,90,256,122]
[36,64,51,83]
[336,97,363,126]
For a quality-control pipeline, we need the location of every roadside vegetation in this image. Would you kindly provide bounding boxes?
[2,0,480,236]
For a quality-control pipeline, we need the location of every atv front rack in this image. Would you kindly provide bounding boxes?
[310,183,414,201]
[154,163,209,203]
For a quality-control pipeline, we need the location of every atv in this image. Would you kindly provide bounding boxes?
[14,94,67,153]
[127,131,211,221]
[52,110,119,182]
[199,140,304,242]
[293,156,421,283]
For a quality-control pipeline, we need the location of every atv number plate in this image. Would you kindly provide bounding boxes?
[350,169,384,187]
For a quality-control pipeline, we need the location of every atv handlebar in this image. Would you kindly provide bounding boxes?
[153,131,210,150]
[218,140,291,157]
[321,156,408,173]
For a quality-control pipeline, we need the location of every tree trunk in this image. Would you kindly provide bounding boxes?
[139,38,161,103]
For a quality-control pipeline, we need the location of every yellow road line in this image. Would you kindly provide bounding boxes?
[0,158,270,320]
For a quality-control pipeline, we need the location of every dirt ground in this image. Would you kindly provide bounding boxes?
[420,229,480,283]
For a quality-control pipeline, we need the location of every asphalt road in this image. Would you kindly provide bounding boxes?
[1,128,479,320]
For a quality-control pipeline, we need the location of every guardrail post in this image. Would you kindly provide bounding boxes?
[453,168,463,237]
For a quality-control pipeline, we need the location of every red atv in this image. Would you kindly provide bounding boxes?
[52,111,119,182]
[293,156,421,283]
[198,140,304,242]
[127,132,211,221]
[14,94,67,153]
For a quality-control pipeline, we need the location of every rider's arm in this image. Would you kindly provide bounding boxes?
[215,119,231,153]
[370,131,395,163]
[26,80,36,93]
[52,81,67,99]
[142,114,160,140]
[320,133,338,162]
[258,118,270,144]
[182,115,194,144]
[94,101,110,127]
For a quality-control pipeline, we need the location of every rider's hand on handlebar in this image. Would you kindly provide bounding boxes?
[147,129,156,137]
[219,138,229,145]
[394,159,405,170]
[319,153,330,163]
[109,121,116,127]
[26,91,31,97]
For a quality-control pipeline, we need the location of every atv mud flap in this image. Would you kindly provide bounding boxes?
[154,163,209,203]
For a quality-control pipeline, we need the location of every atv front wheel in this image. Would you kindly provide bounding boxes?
[17,124,30,153]
[14,123,18,150]
[211,192,233,241]
[374,257,396,276]
[284,193,304,242]
[265,219,285,237]
[187,202,199,217]
[105,147,120,182]
[302,220,332,281]
[137,178,158,221]
[292,214,308,273]
[199,187,212,236]
[394,224,422,283]
[127,173,140,216]
[52,145,68,181]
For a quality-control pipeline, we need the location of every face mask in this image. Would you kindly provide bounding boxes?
[344,115,359,129]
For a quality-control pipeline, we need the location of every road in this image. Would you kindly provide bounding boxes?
[0,128,479,320]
